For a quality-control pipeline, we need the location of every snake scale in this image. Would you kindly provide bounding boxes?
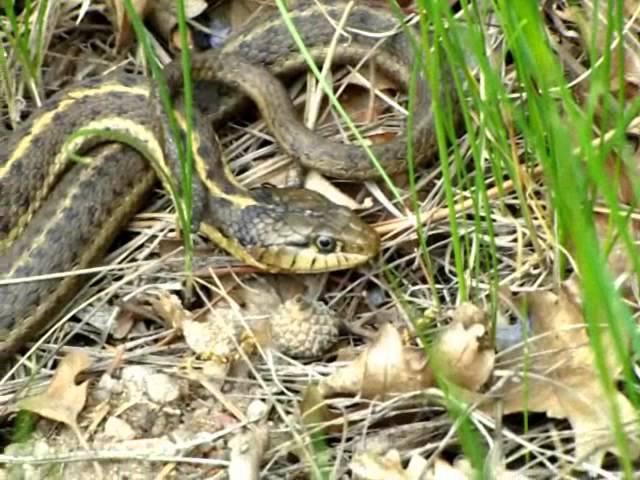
[0,0,453,359]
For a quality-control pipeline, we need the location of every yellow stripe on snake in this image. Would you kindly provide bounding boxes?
[0,0,450,358]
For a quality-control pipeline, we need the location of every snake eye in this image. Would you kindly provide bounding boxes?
[314,235,337,253]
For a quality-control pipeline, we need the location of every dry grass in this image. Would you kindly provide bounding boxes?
[1,0,639,478]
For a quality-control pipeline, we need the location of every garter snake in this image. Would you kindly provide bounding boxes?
[0,0,452,358]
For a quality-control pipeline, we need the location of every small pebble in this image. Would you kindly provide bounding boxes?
[93,373,123,402]
[144,373,180,404]
[246,400,268,422]
[104,417,136,441]
[122,365,153,399]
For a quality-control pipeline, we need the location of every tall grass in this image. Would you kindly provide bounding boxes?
[421,0,640,475]
[3,0,637,474]
[0,0,52,125]
[121,0,196,275]
[273,0,487,473]
[277,0,640,475]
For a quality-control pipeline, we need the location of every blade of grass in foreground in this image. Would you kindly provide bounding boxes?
[121,0,195,275]
[0,31,16,126]
[412,0,640,474]
[415,0,492,474]
[494,1,640,475]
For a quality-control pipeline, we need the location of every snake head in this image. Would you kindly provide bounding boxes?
[202,188,380,273]
[248,188,380,273]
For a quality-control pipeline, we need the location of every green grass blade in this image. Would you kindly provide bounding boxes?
[121,0,195,274]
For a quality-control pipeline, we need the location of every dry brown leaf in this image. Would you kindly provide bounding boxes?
[230,0,270,30]
[425,457,529,480]
[148,290,193,329]
[320,323,432,398]
[111,309,137,340]
[608,0,640,98]
[343,67,397,93]
[573,2,640,97]
[606,38,640,98]
[111,0,206,51]
[338,66,402,145]
[432,303,495,391]
[497,287,640,466]
[295,384,341,459]
[228,426,269,480]
[339,83,395,125]
[578,0,640,257]
[300,384,333,426]
[602,113,640,206]
[182,306,265,361]
[592,212,640,296]
[320,305,493,398]
[624,0,640,17]
[19,351,92,436]
[425,457,470,480]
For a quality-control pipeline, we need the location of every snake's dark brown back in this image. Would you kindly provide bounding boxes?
[181,0,455,179]
[0,144,156,357]
[0,78,154,248]
[0,0,454,360]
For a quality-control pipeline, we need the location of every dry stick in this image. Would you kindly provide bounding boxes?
[376,123,629,242]
[0,451,229,468]
[375,165,545,237]
[304,2,353,127]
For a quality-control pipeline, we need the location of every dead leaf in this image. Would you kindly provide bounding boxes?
[111,0,206,51]
[19,350,92,429]
[320,306,493,398]
[295,385,337,463]
[148,290,193,330]
[339,83,395,125]
[600,144,640,207]
[112,309,137,340]
[19,349,96,475]
[182,306,261,361]
[336,65,403,145]
[425,457,470,480]
[496,287,640,466]
[425,457,529,480]
[319,323,432,398]
[431,303,495,391]
[230,0,270,30]
[228,426,269,480]
[573,3,640,98]
[592,212,640,296]
[300,384,334,427]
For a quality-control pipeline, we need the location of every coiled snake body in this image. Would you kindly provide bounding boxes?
[0,0,450,358]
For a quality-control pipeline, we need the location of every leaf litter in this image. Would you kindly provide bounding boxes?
[1,0,640,478]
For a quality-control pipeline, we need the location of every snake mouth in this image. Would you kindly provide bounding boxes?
[199,222,380,273]
[246,246,376,273]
